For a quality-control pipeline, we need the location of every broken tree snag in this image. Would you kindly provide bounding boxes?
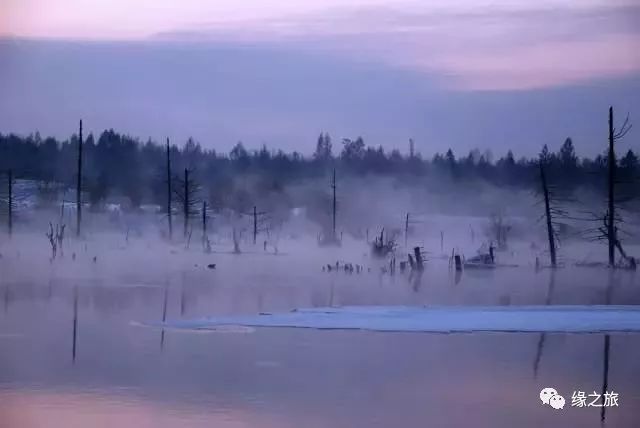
[539,161,557,267]
[372,228,396,257]
[413,246,424,271]
[454,255,462,272]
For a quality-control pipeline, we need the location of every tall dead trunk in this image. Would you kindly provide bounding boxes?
[331,168,337,239]
[76,120,83,237]
[7,169,12,237]
[253,205,257,245]
[404,212,409,247]
[166,138,173,240]
[539,161,556,267]
[183,168,189,238]
[202,200,207,241]
[607,107,616,267]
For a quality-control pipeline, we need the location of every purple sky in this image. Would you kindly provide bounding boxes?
[1,0,639,156]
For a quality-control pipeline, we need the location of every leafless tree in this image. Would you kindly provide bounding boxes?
[535,159,573,267]
[581,107,635,268]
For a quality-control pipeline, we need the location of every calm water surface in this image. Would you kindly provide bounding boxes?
[1,251,639,428]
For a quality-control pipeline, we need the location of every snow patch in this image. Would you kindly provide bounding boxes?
[147,305,640,334]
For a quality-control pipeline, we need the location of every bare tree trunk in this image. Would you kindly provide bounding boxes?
[539,161,556,267]
[183,168,189,238]
[76,119,83,237]
[413,247,424,271]
[7,169,12,237]
[608,107,616,267]
[404,212,409,247]
[202,200,207,243]
[166,138,172,240]
[331,168,336,240]
[253,205,257,245]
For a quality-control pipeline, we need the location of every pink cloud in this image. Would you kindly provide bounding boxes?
[153,3,640,90]
[3,1,639,90]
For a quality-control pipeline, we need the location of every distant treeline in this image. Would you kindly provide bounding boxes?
[0,129,638,211]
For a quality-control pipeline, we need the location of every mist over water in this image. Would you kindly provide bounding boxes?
[1,190,639,427]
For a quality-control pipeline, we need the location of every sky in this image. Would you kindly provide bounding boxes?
[1,0,639,156]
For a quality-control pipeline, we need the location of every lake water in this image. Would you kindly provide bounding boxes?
[1,238,639,427]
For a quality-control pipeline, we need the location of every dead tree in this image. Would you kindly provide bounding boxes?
[183,168,189,238]
[173,168,201,240]
[536,160,571,268]
[202,200,208,243]
[318,169,340,246]
[166,138,173,240]
[403,213,423,248]
[607,107,616,266]
[331,168,337,240]
[250,205,268,245]
[253,205,257,244]
[404,213,409,247]
[76,119,83,237]
[606,107,633,266]
[202,200,213,253]
[1,170,26,237]
[7,169,12,237]
[582,107,634,268]
[540,162,556,266]
[413,246,425,271]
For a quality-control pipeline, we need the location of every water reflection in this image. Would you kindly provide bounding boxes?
[72,286,78,363]
[1,262,639,428]
[533,270,556,378]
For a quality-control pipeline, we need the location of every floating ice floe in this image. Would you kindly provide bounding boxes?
[146,305,640,334]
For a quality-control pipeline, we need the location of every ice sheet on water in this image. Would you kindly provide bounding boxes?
[149,305,640,333]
